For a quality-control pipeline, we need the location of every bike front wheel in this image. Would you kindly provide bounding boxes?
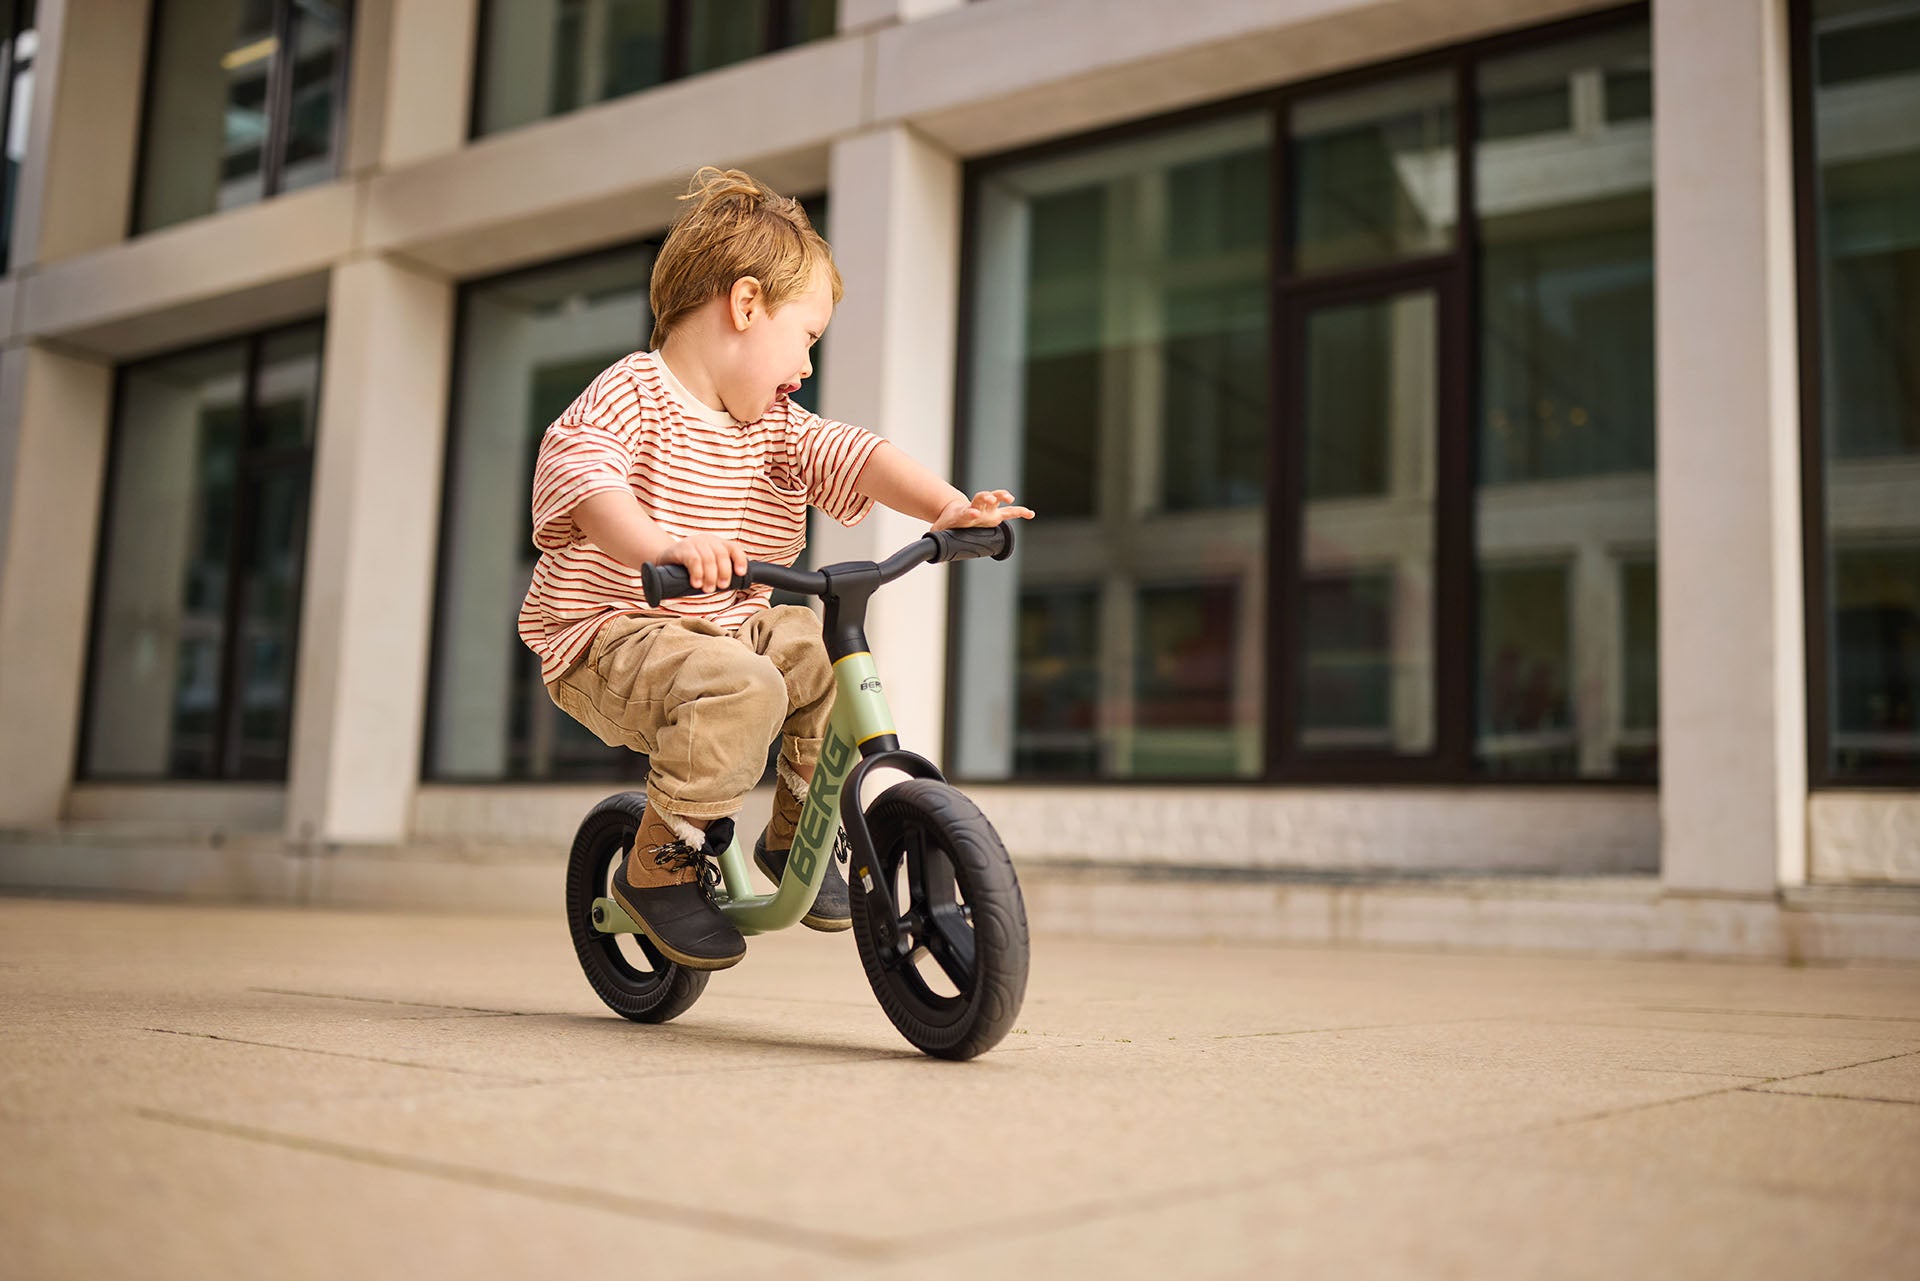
[565,791,710,1024]
[850,779,1029,1060]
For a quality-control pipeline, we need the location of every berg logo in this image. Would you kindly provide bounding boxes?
[794,733,853,881]
[860,677,882,692]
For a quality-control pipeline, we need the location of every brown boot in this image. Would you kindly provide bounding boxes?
[610,809,746,970]
[755,777,851,932]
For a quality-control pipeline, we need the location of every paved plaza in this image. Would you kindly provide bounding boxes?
[2,893,1917,1279]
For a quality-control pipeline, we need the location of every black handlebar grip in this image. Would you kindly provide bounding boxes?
[926,523,1016,565]
[642,563,756,607]
[641,562,691,608]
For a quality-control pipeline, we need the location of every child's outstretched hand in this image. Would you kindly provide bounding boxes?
[931,489,1036,531]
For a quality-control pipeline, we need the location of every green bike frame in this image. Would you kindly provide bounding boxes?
[590,650,896,938]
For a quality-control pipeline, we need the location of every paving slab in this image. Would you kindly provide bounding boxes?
[0,1115,820,1281]
[1447,1085,1920,1207]
[861,1151,1920,1281]
[2,895,1917,1280]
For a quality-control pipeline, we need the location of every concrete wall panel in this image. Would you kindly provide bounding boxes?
[361,37,863,277]
[0,346,114,826]
[19,185,358,358]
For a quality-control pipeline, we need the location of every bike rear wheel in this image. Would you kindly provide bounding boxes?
[565,792,709,1023]
[850,780,1029,1060]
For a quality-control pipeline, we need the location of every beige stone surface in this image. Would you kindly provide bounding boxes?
[1,896,1915,1280]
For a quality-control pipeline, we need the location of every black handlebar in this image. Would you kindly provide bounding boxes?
[640,523,1015,608]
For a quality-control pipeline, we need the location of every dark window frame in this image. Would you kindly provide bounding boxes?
[128,0,357,239]
[945,3,1654,789]
[1789,0,1920,790]
[75,318,326,784]
[468,0,831,141]
[0,0,36,274]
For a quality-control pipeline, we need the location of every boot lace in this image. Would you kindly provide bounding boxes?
[646,841,720,900]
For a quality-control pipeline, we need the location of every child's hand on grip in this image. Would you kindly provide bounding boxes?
[664,533,751,592]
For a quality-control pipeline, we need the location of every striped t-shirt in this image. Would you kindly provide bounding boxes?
[518,350,884,683]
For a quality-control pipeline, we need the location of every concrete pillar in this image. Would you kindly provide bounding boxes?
[820,125,963,756]
[0,344,113,824]
[286,256,453,844]
[1653,0,1806,894]
[8,0,149,267]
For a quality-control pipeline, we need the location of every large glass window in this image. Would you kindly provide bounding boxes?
[1805,0,1920,781]
[0,1,36,272]
[474,0,837,137]
[82,324,322,780]
[134,0,350,234]
[1474,24,1655,778]
[430,247,656,782]
[954,15,1657,785]
[956,115,1272,780]
[429,214,826,782]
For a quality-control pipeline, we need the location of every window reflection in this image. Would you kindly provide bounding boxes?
[432,249,654,782]
[1,0,37,272]
[957,115,1272,779]
[1295,290,1437,756]
[84,326,320,780]
[278,0,346,194]
[1134,582,1246,776]
[135,0,347,233]
[1473,24,1656,778]
[476,0,838,137]
[1812,0,1920,778]
[1291,72,1454,273]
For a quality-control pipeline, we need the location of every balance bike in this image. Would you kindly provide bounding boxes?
[564,525,1029,1060]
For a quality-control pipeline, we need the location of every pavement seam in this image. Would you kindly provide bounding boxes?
[1212,1016,1496,1041]
[1640,1005,1920,1024]
[248,987,544,1017]
[140,1027,537,1083]
[1760,1046,1920,1084]
[129,1106,894,1262]
[1744,1088,1920,1107]
[1504,1014,1920,1045]
[1471,1046,1920,1136]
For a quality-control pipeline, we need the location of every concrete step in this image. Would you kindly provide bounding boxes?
[3,830,1915,965]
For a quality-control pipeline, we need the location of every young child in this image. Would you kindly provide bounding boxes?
[518,167,1031,971]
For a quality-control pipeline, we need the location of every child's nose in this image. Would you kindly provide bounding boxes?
[801,356,813,380]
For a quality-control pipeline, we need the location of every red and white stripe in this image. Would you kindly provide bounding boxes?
[519,351,882,683]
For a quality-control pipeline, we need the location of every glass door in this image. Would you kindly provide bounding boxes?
[1273,271,1465,776]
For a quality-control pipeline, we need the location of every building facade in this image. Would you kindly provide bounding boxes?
[0,0,1915,938]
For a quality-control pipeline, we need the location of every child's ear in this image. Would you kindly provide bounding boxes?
[729,276,764,331]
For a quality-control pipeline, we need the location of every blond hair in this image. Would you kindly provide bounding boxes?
[648,167,842,350]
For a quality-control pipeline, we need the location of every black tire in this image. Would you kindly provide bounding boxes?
[850,780,1029,1060]
[565,791,709,1023]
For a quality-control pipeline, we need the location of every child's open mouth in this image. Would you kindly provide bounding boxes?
[777,382,801,397]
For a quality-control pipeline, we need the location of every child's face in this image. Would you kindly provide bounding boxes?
[721,263,834,422]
